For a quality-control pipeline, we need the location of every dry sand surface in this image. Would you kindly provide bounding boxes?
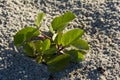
[0,0,120,80]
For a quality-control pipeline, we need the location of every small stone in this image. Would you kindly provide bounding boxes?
[0,57,2,61]
[100,75,106,80]
[87,17,93,20]
[116,76,120,80]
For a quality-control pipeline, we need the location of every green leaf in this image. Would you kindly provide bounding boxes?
[54,32,63,45]
[66,50,85,63]
[51,12,76,31]
[61,29,84,46]
[23,42,35,57]
[33,40,43,52]
[49,25,55,34]
[42,39,51,52]
[78,50,87,55]
[77,52,85,61]
[71,39,89,50]
[43,46,57,55]
[47,54,70,72]
[14,27,40,47]
[35,12,45,28]
[43,46,57,62]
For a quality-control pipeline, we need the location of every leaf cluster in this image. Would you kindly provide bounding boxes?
[14,12,89,72]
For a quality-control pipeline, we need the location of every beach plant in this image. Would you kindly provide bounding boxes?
[14,12,89,72]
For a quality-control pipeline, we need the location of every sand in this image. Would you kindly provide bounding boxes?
[0,0,120,80]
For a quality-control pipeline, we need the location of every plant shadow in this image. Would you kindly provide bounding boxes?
[49,62,103,80]
[0,42,50,80]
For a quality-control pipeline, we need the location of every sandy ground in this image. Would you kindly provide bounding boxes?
[0,0,120,80]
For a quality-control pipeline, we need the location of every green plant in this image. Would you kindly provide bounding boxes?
[14,12,89,72]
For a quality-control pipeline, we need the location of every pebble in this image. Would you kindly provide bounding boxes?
[0,57,2,61]
[100,75,106,80]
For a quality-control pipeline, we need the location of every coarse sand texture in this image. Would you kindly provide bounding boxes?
[0,0,120,80]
